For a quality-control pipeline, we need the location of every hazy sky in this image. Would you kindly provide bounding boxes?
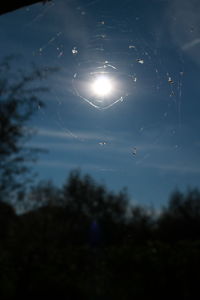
[1,0,200,207]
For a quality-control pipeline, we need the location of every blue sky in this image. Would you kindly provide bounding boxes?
[1,0,200,208]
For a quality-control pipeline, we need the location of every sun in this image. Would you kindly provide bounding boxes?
[91,76,113,97]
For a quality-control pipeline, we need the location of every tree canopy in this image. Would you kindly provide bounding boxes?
[1,170,200,299]
[0,56,55,201]
[0,1,51,16]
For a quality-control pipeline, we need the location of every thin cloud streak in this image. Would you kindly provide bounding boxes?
[36,128,116,142]
[143,162,200,174]
[182,38,200,51]
[29,139,170,155]
[29,141,111,152]
[35,160,117,172]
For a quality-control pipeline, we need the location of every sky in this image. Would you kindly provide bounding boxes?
[1,0,200,208]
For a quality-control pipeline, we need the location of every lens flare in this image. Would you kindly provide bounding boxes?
[91,76,113,97]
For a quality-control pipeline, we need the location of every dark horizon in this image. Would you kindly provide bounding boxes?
[1,170,200,299]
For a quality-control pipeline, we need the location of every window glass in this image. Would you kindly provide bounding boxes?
[1,0,200,208]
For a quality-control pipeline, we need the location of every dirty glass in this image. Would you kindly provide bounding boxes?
[0,0,200,208]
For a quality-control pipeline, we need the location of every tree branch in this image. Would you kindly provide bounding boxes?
[0,0,51,16]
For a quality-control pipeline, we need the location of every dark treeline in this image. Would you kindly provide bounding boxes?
[1,170,200,299]
[0,1,51,16]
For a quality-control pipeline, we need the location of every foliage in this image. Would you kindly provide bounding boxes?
[0,56,56,201]
[1,170,200,299]
[0,0,51,16]
[158,188,200,241]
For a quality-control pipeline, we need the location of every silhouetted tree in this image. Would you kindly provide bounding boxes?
[0,56,56,201]
[0,201,16,241]
[60,170,129,245]
[0,0,51,16]
[158,188,200,241]
[25,180,61,210]
[2,165,200,299]
[125,206,155,244]
[62,170,128,220]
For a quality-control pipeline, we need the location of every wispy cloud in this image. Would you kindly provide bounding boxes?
[36,128,116,142]
[182,38,200,51]
[35,160,117,172]
[30,130,173,156]
[168,0,200,64]
[29,141,108,152]
[37,128,77,139]
[143,162,200,174]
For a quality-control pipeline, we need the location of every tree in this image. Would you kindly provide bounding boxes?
[0,1,51,16]
[0,56,56,201]
[1,172,200,298]
[157,188,200,241]
[62,170,129,221]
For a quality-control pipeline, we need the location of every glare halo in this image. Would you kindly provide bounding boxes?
[91,76,113,97]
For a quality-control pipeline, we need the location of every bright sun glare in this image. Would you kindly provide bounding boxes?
[91,76,113,97]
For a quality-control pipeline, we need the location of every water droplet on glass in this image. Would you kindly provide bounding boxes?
[107,64,117,70]
[72,47,78,55]
[171,129,176,135]
[99,142,107,146]
[168,77,174,84]
[137,59,144,64]
[58,51,63,58]
[132,147,137,156]
[129,45,136,49]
